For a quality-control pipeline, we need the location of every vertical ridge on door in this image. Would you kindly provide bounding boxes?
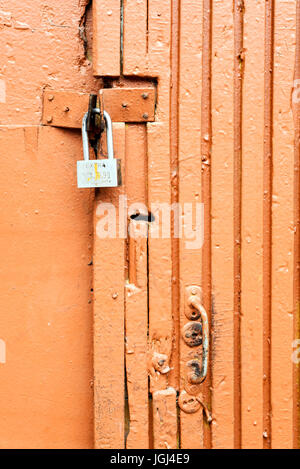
[294,0,300,449]
[147,122,176,448]
[93,0,121,76]
[263,0,273,449]
[211,0,235,449]
[123,0,149,76]
[201,0,213,449]
[241,0,264,449]
[125,124,149,449]
[271,0,296,448]
[147,0,178,449]
[178,0,204,449]
[93,123,126,448]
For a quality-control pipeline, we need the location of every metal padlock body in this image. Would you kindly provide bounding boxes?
[77,110,122,188]
[77,159,121,188]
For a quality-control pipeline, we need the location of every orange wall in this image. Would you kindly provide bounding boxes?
[0,0,97,448]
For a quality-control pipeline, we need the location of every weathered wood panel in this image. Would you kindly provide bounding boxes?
[90,0,300,450]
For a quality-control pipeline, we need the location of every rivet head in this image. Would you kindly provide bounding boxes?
[112,292,118,299]
[187,359,205,385]
[46,116,53,123]
[182,322,202,347]
[184,381,201,396]
[178,390,201,414]
[142,113,149,119]
[142,92,149,99]
[185,307,200,320]
[64,106,70,112]
[122,102,128,108]
[48,95,54,101]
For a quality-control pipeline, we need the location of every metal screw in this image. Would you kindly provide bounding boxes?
[46,116,53,123]
[142,92,149,99]
[143,113,149,119]
[191,287,198,295]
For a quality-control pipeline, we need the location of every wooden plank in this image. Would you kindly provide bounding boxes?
[211,0,235,449]
[271,0,296,449]
[123,0,149,76]
[93,123,125,449]
[147,122,173,391]
[169,0,180,393]
[294,0,300,450]
[241,0,264,449]
[147,122,177,448]
[263,0,273,448]
[146,0,177,449]
[233,0,243,448]
[178,0,204,450]
[125,124,149,449]
[200,0,212,449]
[125,222,148,449]
[152,388,177,449]
[93,0,120,76]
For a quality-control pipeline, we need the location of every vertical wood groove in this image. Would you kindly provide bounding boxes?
[169,0,180,393]
[241,0,264,448]
[179,0,204,449]
[201,0,212,449]
[233,0,243,449]
[271,0,295,448]
[294,0,300,449]
[263,0,274,449]
[211,0,235,448]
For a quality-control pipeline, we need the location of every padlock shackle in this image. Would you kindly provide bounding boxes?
[82,112,89,161]
[103,110,114,160]
[82,109,114,161]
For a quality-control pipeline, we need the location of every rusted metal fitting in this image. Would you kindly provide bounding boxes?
[185,285,202,320]
[187,359,205,385]
[182,322,202,347]
[178,390,212,423]
[178,390,201,414]
[184,380,201,396]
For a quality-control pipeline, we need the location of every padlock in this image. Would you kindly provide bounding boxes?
[77,110,122,188]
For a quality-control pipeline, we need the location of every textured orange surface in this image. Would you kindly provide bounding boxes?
[1,0,300,450]
[0,0,97,449]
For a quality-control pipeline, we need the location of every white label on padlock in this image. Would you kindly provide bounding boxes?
[77,159,121,188]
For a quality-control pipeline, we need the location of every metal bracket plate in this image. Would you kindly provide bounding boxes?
[42,88,156,128]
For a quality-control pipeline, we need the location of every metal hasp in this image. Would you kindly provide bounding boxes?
[178,286,210,417]
[42,88,156,128]
[186,287,209,383]
[77,109,122,189]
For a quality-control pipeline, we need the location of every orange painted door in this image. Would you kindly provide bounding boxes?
[0,0,299,450]
[92,0,300,450]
